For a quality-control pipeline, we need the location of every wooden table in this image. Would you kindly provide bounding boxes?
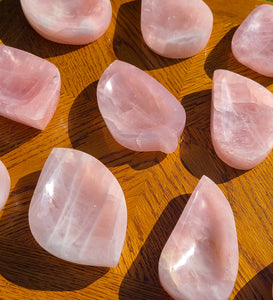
[0,0,272,299]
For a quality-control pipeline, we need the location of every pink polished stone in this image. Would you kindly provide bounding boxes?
[20,0,112,45]
[29,148,127,267]
[232,5,273,77]
[0,160,10,211]
[159,175,238,300]
[0,44,60,130]
[211,69,273,170]
[141,0,213,58]
[97,60,186,153]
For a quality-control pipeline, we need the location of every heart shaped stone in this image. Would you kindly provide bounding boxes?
[159,175,238,300]
[29,148,127,267]
[20,0,112,45]
[0,44,60,130]
[0,160,10,211]
[97,60,186,154]
[211,69,273,170]
[232,4,273,77]
[141,0,213,58]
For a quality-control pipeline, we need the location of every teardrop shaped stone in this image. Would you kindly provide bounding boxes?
[20,0,112,45]
[0,44,60,130]
[29,148,127,267]
[232,5,273,77]
[97,60,186,154]
[211,69,273,170]
[141,0,213,58]
[159,175,238,300]
[0,160,10,211]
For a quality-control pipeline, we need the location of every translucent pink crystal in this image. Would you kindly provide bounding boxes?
[159,175,238,300]
[232,4,273,77]
[97,60,186,153]
[141,0,213,58]
[29,148,127,267]
[20,0,112,45]
[211,69,273,170]
[0,44,60,130]
[0,160,10,211]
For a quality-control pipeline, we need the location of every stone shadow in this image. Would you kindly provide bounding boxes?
[180,89,246,183]
[0,172,109,291]
[113,0,184,70]
[0,0,83,58]
[234,262,273,300]
[119,194,189,299]
[68,81,166,171]
[204,26,273,86]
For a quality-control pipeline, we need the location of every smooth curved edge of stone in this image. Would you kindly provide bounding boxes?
[158,175,239,300]
[140,0,213,59]
[20,0,112,45]
[211,69,273,170]
[28,148,127,267]
[231,4,273,77]
[0,44,61,130]
[97,60,186,154]
[0,160,11,211]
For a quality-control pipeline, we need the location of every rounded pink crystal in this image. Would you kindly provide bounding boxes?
[211,69,273,170]
[97,60,186,154]
[29,148,127,267]
[141,0,213,58]
[0,160,10,211]
[20,0,112,45]
[159,175,239,300]
[232,4,273,77]
[0,44,60,130]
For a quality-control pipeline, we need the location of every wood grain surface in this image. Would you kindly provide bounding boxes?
[0,0,272,299]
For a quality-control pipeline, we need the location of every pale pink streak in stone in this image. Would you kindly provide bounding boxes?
[97,60,186,154]
[29,148,127,267]
[0,160,10,211]
[0,44,60,130]
[232,5,273,77]
[141,0,213,58]
[20,0,112,45]
[211,69,273,170]
[159,175,238,300]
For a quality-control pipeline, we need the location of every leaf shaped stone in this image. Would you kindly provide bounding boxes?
[97,60,186,154]
[159,175,238,300]
[0,44,60,130]
[141,0,213,58]
[29,148,127,267]
[20,0,112,45]
[0,160,10,211]
[211,69,273,170]
[232,5,273,77]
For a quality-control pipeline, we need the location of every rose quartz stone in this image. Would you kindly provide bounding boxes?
[159,175,238,300]
[20,0,112,45]
[29,148,127,267]
[211,69,273,170]
[0,44,60,130]
[232,5,273,77]
[0,160,10,211]
[141,0,213,58]
[97,60,186,153]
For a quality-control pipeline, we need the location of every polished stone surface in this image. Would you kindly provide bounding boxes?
[20,0,112,45]
[0,44,60,130]
[141,0,213,58]
[97,60,186,153]
[0,160,10,211]
[211,69,273,170]
[29,148,127,267]
[159,175,238,300]
[232,4,273,77]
